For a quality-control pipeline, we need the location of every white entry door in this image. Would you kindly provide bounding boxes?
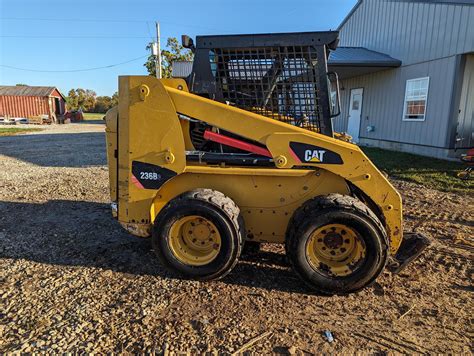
[347,88,364,143]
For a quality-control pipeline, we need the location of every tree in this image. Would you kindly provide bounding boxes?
[82,89,97,111]
[91,92,119,113]
[144,37,193,78]
[66,88,97,112]
[15,83,27,86]
[111,91,118,106]
[93,96,112,113]
[66,89,78,111]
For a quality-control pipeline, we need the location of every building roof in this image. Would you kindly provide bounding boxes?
[329,47,401,67]
[0,85,65,99]
[171,61,194,78]
[338,0,474,30]
[327,47,401,79]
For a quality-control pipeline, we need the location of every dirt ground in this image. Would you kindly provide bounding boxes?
[0,123,472,354]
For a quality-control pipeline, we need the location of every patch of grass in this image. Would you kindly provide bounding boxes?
[0,127,43,136]
[82,113,105,120]
[362,147,473,194]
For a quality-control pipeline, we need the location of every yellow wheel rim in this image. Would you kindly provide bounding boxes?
[169,216,221,266]
[306,224,366,277]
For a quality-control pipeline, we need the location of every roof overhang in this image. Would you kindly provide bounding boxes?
[328,47,401,79]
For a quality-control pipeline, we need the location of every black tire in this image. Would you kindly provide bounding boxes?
[286,194,388,295]
[152,188,244,280]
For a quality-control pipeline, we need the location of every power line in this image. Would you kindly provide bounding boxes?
[0,55,148,73]
[0,17,232,32]
[0,17,147,23]
[0,35,160,39]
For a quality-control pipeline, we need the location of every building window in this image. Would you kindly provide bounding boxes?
[403,77,429,121]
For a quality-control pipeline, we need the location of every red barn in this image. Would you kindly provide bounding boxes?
[0,85,66,123]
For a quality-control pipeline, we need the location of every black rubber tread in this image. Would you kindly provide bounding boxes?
[152,188,244,281]
[286,194,388,252]
[285,193,389,295]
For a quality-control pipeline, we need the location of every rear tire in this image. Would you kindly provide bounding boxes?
[286,194,388,295]
[152,188,244,280]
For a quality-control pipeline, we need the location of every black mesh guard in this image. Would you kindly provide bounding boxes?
[212,46,322,132]
[188,31,339,136]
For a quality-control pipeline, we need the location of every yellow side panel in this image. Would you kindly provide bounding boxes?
[117,76,186,225]
[150,169,350,243]
[105,106,118,204]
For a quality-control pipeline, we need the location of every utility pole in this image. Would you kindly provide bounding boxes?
[155,22,162,79]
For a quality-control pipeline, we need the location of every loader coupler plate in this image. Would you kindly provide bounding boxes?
[388,232,431,274]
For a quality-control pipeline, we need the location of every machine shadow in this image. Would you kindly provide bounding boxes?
[0,199,311,294]
[78,120,105,125]
[0,132,106,167]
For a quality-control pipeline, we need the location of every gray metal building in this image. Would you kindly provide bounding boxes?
[334,0,474,159]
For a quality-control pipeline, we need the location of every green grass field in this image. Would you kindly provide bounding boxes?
[82,113,105,120]
[363,147,473,194]
[0,127,43,136]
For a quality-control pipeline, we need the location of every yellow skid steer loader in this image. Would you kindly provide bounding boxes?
[105,31,429,294]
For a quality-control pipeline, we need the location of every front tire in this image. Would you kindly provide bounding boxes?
[152,189,244,280]
[286,194,388,295]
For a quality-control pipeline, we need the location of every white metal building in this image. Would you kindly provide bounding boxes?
[334,0,474,158]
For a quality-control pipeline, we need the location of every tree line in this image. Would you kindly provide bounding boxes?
[66,89,118,113]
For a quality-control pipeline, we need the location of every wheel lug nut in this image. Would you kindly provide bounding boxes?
[344,239,350,244]
[330,250,336,256]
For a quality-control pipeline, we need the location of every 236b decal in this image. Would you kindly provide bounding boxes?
[140,171,160,180]
[131,161,177,189]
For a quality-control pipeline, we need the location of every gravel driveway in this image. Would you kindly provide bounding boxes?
[0,123,472,353]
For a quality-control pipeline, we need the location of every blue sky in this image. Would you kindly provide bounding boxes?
[0,0,356,96]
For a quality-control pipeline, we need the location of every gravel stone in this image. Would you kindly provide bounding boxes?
[0,123,472,353]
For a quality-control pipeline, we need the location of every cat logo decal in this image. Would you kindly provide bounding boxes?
[290,142,343,165]
[304,149,326,162]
